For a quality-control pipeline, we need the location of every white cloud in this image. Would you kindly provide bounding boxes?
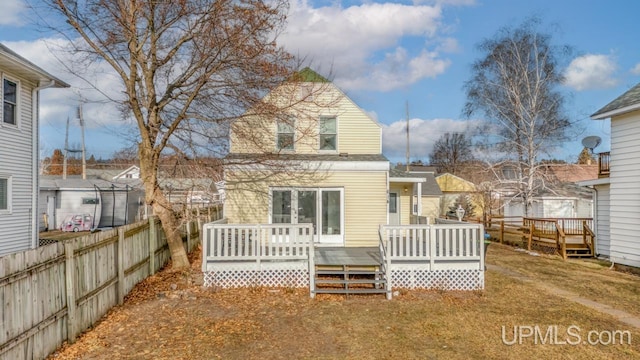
[4,38,134,157]
[281,1,460,91]
[0,0,27,26]
[382,118,479,161]
[564,54,618,91]
[631,63,640,75]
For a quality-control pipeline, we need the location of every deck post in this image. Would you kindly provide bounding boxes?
[308,225,315,298]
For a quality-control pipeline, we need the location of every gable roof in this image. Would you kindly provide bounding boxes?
[591,82,640,119]
[291,67,329,83]
[435,173,476,192]
[545,164,598,183]
[0,43,69,88]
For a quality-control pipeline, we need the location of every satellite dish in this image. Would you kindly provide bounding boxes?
[581,136,602,152]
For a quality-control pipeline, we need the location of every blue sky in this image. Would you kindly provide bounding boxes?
[1,0,639,163]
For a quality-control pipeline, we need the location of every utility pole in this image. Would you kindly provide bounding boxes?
[78,104,87,180]
[63,116,69,179]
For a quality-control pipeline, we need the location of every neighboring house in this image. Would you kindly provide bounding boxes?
[580,82,640,267]
[159,178,221,206]
[435,173,478,217]
[39,177,144,230]
[113,165,140,180]
[0,44,69,256]
[504,164,597,218]
[224,68,433,246]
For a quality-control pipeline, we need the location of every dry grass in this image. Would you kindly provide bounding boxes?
[487,242,640,319]
[48,245,640,360]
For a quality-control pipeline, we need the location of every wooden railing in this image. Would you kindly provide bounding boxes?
[555,222,567,260]
[583,221,595,254]
[599,151,610,177]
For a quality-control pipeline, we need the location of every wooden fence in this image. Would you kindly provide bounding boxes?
[0,208,219,360]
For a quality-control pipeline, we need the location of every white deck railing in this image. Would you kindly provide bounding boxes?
[201,221,315,294]
[379,224,485,290]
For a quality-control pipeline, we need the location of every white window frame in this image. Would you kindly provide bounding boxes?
[276,116,295,151]
[2,75,19,127]
[318,115,338,153]
[0,175,12,214]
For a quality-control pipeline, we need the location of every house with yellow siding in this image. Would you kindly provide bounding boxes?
[223,68,431,246]
[435,173,479,217]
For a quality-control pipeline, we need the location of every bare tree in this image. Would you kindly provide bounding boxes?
[42,0,301,268]
[429,132,473,175]
[463,17,572,216]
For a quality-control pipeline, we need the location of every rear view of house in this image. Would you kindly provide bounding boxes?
[0,44,69,256]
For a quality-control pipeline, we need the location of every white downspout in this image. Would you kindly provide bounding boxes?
[31,80,56,249]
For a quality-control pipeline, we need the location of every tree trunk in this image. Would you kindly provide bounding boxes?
[153,200,190,269]
[139,144,190,269]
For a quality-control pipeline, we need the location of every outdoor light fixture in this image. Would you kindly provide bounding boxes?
[404,186,408,193]
[456,204,465,222]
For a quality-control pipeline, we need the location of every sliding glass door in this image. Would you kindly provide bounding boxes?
[270,188,343,245]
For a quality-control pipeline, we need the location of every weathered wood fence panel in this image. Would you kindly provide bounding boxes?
[0,206,220,360]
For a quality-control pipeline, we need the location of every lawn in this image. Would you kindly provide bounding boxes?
[48,244,640,359]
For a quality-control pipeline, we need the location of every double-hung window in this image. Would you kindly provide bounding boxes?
[276,117,295,151]
[3,78,17,125]
[0,176,10,212]
[319,116,337,151]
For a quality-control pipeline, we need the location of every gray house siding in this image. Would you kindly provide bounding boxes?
[595,184,610,258]
[0,76,35,256]
[609,112,640,267]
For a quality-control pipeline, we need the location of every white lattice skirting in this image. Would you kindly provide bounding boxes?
[390,268,484,290]
[203,262,309,288]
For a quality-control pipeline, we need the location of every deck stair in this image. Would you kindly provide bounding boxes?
[522,218,595,259]
[312,247,389,297]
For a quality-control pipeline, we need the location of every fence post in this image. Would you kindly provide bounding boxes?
[117,227,125,305]
[149,216,157,275]
[528,223,533,251]
[64,241,77,343]
[499,221,504,244]
[186,220,192,252]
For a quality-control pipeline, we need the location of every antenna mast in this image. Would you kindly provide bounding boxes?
[405,101,410,172]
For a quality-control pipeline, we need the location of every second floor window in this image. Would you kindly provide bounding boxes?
[0,177,9,211]
[3,79,17,125]
[277,118,295,150]
[319,116,337,151]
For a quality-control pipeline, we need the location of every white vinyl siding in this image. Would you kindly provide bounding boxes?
[595,184,610,258]
[608,111,640,267]
[0,75,34,256]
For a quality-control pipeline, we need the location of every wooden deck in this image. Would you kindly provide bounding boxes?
[314,247,382,266]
